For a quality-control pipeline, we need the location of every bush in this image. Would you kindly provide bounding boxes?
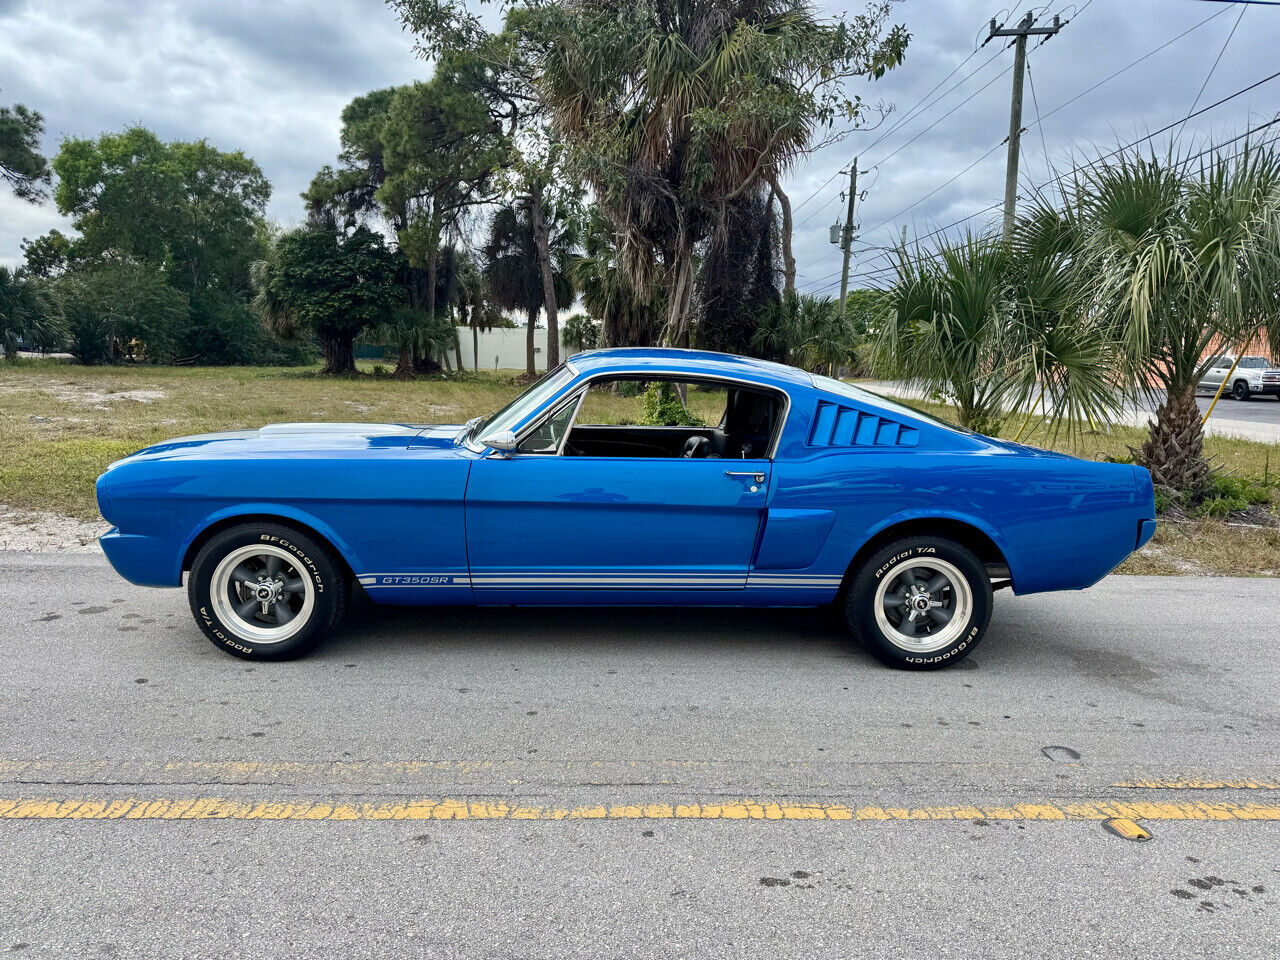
[641,382,702,426]
[1191,475,1273,519]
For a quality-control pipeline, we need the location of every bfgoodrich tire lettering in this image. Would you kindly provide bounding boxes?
[188,523,348,661]
[845,536,993,670]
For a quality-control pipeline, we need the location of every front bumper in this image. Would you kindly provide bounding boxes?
[99,528,183,587]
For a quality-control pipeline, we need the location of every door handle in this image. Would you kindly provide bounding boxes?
[725,471,766,484]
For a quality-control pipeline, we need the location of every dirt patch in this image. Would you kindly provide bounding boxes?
[45,385,166,408]
[0,504,108,553]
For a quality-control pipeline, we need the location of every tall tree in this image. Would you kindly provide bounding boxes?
[253,226,400,374]
[482,202,575,376]
[532,0,908,344]
[305,87,400,228]
[389,5,580,370]
[0,95,51,201]
[379,76,507,363]
[51,126,273,362]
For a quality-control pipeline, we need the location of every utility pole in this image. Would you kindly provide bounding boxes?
[988,11,1063,241]
[832,161,859,318]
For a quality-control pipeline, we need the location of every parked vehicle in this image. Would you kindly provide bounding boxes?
[96,349,1157,669]
[1197,355,1280,400]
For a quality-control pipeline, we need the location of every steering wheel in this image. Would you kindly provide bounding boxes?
[681,436,712,459]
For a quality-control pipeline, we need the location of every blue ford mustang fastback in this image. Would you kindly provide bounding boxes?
[96,348,1156,668]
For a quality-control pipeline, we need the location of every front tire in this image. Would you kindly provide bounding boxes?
[188,523,348,660]
[845,537,992,669]
[1232,380,1251,401]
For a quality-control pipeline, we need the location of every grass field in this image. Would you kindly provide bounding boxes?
[1,359,1276,575]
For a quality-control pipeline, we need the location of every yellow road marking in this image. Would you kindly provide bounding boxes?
[1112,778,1280,790]
[1,796,1279,822]
[1103,817,1152,841]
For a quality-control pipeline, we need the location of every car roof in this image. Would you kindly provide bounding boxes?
[565,347,815,388]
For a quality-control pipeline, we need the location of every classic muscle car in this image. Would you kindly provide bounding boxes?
[96,348,1157,668]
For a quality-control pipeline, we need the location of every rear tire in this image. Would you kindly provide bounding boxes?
[188,523,348,660]
[845,537,992,669]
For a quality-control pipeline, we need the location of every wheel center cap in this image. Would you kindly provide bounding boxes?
[911,595,931,612]
[255,583,277,602]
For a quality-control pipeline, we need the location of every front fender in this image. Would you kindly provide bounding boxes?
[176,503,366,582]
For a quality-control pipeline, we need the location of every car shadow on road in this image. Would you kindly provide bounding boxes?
[322,597,882,664]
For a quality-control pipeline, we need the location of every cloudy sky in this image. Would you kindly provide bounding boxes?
[2,0,1276,294]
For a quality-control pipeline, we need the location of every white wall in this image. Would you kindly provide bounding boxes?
[456,327,570,373]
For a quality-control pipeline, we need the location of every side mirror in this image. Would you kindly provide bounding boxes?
[486,430,518,452]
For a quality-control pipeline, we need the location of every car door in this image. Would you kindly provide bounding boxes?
[464,385,772,603]
[1201,356,1230,391]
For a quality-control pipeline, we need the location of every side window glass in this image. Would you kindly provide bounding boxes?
[518,398,579,454]
[573,379,729,426]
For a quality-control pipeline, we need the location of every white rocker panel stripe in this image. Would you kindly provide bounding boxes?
[358,572,841,590]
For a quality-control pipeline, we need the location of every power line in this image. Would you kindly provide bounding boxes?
[1175,1,1246,147]
[808,118,1280,295]
[809,5,1240,273]
[1017,5,1230,138]
[1027,67,1280,196]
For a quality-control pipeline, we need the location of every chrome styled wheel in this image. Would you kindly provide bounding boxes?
[873,556,974,654]
[208,544,315,645]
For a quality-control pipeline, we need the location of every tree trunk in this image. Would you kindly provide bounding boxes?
[319,329,356,376]
[664,230,696,347]
[525,306,537,379]
[1139,386,1212,494]
[529,188,561,369]
[454,332,464,373]
[395,339,414,379]
[414,234,440,375]
[769,173,796,293]
[472,319,480,373]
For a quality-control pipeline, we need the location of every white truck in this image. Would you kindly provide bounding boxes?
[1198,355,1280,401]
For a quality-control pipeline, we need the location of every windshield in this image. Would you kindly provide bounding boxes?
[811,375,973,435]
[472,364,576,445]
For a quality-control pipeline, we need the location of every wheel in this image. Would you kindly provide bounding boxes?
[188,523,348,660]
[845,537,993,669]
[1232,380,1250,401]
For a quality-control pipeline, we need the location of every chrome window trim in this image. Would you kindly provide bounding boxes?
[511,388,587,456]
[466,362,580,453]
[508,369,791,460]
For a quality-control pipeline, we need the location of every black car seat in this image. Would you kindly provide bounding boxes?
[715,389,775,458]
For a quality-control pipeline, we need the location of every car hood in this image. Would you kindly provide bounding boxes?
[106,422,465,467]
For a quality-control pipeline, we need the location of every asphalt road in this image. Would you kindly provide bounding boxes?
[1,553,1278,958]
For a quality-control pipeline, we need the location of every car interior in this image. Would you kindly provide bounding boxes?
[518,377,783,459]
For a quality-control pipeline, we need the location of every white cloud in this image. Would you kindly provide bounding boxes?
[2,0,1276,290]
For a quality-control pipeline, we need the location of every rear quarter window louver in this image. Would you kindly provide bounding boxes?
[807,400,920,448]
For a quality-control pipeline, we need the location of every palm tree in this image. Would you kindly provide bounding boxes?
[875,224,1123,439]
[534,0,907,344]
[1067,145,1280,492]
[0,266,62,359]
[799,296,859,376]
[570,213,663,348]
[874,234,1020,437]
[482,203,573,377]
